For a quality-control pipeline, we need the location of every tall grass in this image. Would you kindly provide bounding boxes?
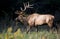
[0,27,60,39]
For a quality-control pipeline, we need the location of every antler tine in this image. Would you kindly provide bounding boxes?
[28,2,33,6]
[26,2,33,8]
[20,2,27,11]
[20,7,24,11]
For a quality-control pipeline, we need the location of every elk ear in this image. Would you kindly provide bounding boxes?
[19,11,25,15]
[19,11,23,15]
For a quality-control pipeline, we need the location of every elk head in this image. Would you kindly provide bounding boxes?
[15,2,34,23]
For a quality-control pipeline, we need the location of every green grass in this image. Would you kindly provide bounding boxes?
[0,27,60,39]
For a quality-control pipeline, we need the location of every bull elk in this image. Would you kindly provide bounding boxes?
[15,2,58,33]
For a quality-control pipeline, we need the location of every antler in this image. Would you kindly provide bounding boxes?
[15,2,34,15]
[20,2,34,11]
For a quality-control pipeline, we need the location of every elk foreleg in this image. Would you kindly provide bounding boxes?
[26,26,32,33]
